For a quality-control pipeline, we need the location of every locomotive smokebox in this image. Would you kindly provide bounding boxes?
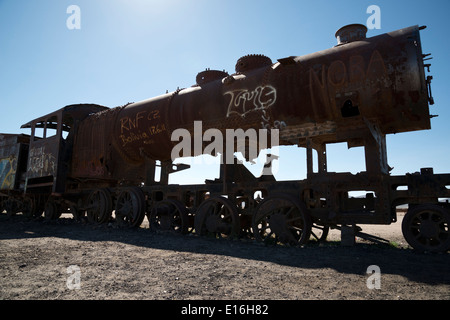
[335,24,367,45]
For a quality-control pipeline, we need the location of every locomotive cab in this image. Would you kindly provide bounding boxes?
[21,104,108,194]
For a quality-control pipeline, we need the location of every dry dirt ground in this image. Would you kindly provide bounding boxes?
[0,210,449,305]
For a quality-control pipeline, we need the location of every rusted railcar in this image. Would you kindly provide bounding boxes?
[0,134,31,215]
[0,24,448,252]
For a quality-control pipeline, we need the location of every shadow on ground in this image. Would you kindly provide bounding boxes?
[1,213,449,286]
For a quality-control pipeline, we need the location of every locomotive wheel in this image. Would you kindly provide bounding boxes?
[402,204,450,253]
[86,189,112,223]
[22,196,40,218]
[194,196,240,238]
[148,199,189,234]
[5,197,18,216]
[252,194,312,246]
[115,187,146,228]
[70,204,85,222]
[44,200,61,220]
[311,224,330,242]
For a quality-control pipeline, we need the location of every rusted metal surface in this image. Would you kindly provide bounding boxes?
[69,25,434,188]
[1,24,448,252]
[0,134,31,216]
[0,134,29,192]
[71,104,147,185]
[78,25,431,167]
[20,104,108,193]
[335,24,368,45]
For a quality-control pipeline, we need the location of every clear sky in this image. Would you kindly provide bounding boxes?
[0,0,449,185]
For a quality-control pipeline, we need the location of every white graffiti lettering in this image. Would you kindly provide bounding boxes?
[224,85,277,118]
[28,146,57,176]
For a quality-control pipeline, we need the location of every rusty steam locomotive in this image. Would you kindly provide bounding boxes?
[1,24,449,252]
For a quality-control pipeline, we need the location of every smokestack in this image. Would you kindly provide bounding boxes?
[335,24,368,46]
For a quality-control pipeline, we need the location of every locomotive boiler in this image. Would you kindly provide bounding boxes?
[1,24,449,253]
[75,24,432,170]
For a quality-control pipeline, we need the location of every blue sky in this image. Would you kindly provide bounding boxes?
[0,0,449,184]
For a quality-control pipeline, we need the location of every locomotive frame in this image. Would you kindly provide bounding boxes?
[1,24,449,253]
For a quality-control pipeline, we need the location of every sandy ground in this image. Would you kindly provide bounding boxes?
[0,211,449,304]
